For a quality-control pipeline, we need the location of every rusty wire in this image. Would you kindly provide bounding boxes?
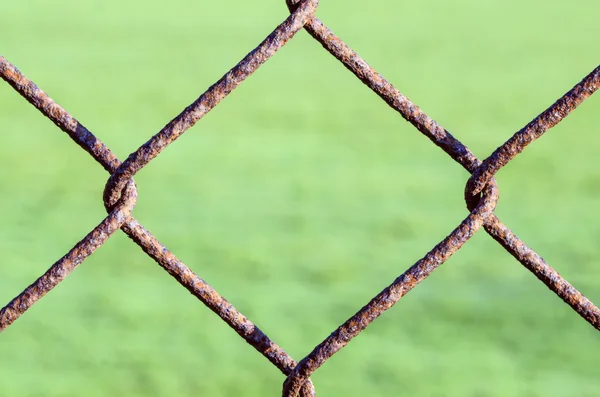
[1,0,599,395]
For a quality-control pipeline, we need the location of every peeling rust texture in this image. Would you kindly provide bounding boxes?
[467,66,600,197]
[1,2,320,389]
[102,0,319,211]
[304,17,481,173]
[1,1,600,396]
[276,13,600,396]
[484,216,600,328]
[0,181,137,331]
[282,180,499,397]
[0,56,121,174]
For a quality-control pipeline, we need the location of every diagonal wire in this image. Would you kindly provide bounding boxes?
[2,0,322,389]
[301,14,600,328]
[282,10,600,396]
[467,66,600,197]
[103,0,318,210]
[0,14,321,390]
[0,2,598,396]
[282,179,499,397]
[0,181,137,331]
[0,53,317,397]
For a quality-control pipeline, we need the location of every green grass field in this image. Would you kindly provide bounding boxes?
[1,0,599,395]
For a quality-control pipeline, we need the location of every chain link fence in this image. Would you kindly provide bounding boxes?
[1,0,599,395]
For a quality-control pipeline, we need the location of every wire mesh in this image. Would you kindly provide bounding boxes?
[1,1,599,395]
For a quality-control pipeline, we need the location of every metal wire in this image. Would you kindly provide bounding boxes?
[1,0,598,395]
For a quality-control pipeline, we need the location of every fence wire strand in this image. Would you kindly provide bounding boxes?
[1,1,599,396]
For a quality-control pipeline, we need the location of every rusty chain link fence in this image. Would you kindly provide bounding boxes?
[1,0,599,395]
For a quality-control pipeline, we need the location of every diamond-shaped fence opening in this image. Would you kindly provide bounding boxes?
[1,1,599,396]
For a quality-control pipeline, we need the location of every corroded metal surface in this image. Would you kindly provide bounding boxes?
[0,0,598,395]
[103,0,319,210]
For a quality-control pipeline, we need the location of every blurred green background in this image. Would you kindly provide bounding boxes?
[1,0,599,396]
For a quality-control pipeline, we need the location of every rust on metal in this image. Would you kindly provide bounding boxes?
[0,56,121,173]
[103,0,319,210]
[303,17,481,173]
[282,180,499,397]
[1,5,321,389]
[1,0,599,396]
[0,180,137,331]
[467,65,600,197]
[484,215,600,329]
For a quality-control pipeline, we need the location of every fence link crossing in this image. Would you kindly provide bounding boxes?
[1,1,599,395]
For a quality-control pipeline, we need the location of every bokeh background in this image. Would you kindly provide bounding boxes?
[1,0,599,396]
